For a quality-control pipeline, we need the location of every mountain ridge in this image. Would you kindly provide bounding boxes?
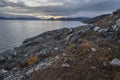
[0,16,90,21]
[84,9,120,27]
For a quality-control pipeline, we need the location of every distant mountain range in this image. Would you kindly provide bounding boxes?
[0,17,41,20]
[48,17,90,21]
[0,16,90,21]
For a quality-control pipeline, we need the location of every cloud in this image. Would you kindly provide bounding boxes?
[0,0,120,18]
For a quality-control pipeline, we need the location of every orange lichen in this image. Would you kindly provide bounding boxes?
[26,56,40,65]
[16,56,40,68]
[81,40,91,47]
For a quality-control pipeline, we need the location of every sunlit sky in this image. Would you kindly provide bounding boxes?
[0,0,120,18]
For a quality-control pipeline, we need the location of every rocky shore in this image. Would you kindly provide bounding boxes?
[0,9,120,80]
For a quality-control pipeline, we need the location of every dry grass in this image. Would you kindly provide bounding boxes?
[30,32,120,80]
[16,56,40,67]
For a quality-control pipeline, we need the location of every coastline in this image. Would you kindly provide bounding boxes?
[0,9,120,80]
[0,23,119,80]
[0,20,84,53]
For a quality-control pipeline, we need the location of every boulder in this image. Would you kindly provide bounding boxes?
[98,29,108,33]
[112,25,117,30]
[0,69,8,74]
[93,26,100,32]
[116,19,120,26]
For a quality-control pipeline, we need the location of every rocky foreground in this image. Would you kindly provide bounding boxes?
[0,9,120,80]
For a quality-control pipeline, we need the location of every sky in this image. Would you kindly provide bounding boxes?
[0,0,120,18]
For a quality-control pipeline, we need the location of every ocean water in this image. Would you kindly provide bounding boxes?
[0,20,85,53]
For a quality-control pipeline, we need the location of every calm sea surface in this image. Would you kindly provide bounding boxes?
[0,20,85,53]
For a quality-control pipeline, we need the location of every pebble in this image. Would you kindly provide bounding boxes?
[91,48,96,52]
[54,47,59,50]
[55,55,60,60]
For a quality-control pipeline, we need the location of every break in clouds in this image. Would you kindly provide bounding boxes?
[0,0,120,18]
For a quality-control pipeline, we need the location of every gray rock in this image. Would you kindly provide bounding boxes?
[98,28,108,33]
[64,58,72,64]
[2,50,13,60]
[62,53,66,56]
[54,47,59,50]
[35,52,47,60]
[115,26,120,31]
[35,61,53,71]
[4,63,15,70]
[0,55,6,65]
[0,74,4,80]
[39,48,50,55]
[4,74,23,80]
[67,30,85,42]
[112,25,120,32]
[93,26,100,32]
[0,55,5,60]
[112,25,117,30]
[118,40,120,43]
[0,69,8,74]
[62,63,70,68]
[116,19,120,26]
[110,58,120,66]
[55,55,60,60]
[22,46,36,55]
[90,48,96,52]
[12,67,22,74]
[0,60,6,65]
[26,68,34,75]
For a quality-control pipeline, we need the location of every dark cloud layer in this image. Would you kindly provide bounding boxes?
[0,0,120,18]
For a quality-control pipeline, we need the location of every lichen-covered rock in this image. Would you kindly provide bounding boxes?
[16,56,39,67]
[4,74,23,80]
[35,61,53,71]
[26,56,40,65]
